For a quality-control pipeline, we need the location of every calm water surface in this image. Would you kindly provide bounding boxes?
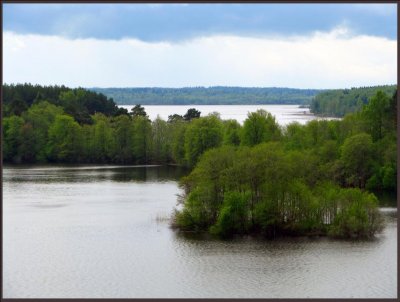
[3,165,397,298]
[119,104,338,125]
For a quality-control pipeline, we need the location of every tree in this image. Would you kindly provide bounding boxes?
[130,104,148,118]
[210,191,250,237]
[7,92,28,116]
[151,116,170,163]
[362,90,390,141]
[223,119,241,146]
[112,115,134,163]
[91,113,116,162]
[46,115,83,162]
[3,115,24,162]
[132,115,152,163]
[168,114,184,123]
[170,120,188,165]
[184,115,223,167]
[59,90,92,124]
[19,123,36,162]
[241,109,281,146]
[340,133,374,188]
[22,101,64,162]
[183,108,201,121]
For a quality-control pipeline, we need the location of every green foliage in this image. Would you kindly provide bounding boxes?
[184,115,224,167]
[223,119,241,146]
[183,108,201,121]
[151,116,170,163]
[329,189,384,238]
[46,115,83,162]
[91,113,116,162]
[2,88,397,223]
[168,114,184,123]
[92,86,321,105]
[130,104,148,118]
[310,85,396,117]
[362,90,392,141]
[111,114,134,163]
[2,85,394,240]
[210,191,250,238]
[175,145,385,239]
[3,83,123,122]
[241,109,281,146]
[22,101,64,162]
[340,133,374,188]
[3,115,25,163]
[132,116,152,163]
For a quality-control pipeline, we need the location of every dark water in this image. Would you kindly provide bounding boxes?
[3,165,397,298]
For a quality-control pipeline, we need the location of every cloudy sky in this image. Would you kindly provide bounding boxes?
[3,3,397,89]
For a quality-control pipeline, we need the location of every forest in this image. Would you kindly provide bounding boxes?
[310,85,396,117]
[90,86,321,105]
[171,89,396,239]
[2,84,397,239]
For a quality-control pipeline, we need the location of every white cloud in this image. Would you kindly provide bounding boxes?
[3,29,396,89]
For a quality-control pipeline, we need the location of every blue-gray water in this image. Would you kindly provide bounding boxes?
[3,165,397,298]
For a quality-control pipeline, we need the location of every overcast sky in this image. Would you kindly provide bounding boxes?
[3,3,397,89]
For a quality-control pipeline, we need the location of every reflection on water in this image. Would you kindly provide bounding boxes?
[3,164,190,183]
[3,165,397,298]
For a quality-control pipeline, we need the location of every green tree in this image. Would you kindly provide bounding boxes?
[168,114,184,123]
[223,119,241,146]
[329,189,384,238]
[3,115,25,162]
[183,108,201,121]
[241,109,281,146]
[132,115,152,163]
[22,101,64,162]
[130,104,148,118]
[184,115,223,167]
[210,191,250,237]
[151,116,170,163]
[112,114,134,163]
[362,90,391,141]
[59,90,92,124]
[91,113,116,162]
[19,123,36,162]
[340,133,374,188]
[170,120,188,165]
[46,115,83,162]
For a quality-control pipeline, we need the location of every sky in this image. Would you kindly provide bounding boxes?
[3,3,397,89]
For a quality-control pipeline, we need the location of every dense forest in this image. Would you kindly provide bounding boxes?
[2,84,396,239]
[90,87,321,105]
[3,83,129,124]
[173,90,397,239]
[310,85,396,117]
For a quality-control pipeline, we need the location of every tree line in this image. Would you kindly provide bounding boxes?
[3,83,129,124]
[91,86,321,105]
[3,86,396,194]
[310,85,396,117]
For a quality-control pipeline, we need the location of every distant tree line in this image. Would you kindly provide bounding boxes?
[90,86,322,105]
[310,85,396,117]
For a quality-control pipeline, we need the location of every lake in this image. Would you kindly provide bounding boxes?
[119,104,338,125]
[3,165,397,298]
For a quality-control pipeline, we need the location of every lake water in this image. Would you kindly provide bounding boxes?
[119,104,337,125]
[3,165,397,298]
